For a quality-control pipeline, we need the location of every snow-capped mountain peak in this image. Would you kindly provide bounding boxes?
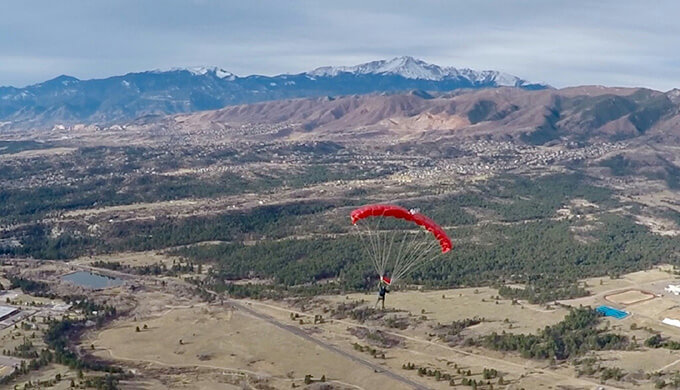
[308,56,528,86]
[151,66,236,80]
[309,56,443,79]
[0,57,548,129]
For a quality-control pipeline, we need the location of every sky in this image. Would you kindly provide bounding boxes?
[1,0,679,90]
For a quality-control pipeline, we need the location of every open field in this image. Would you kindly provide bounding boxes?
[575,266,675,296]
[72,251,177,268]
[90,297,601,390]
[239,299,597,389]
[9,364,77,390]
[10,257,680,388]
[321,286,571,336]
[91,305,413,390]
[0,147,77,160]
[86,266,680,389]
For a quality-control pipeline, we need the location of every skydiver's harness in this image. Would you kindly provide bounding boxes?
[378,284,389,298]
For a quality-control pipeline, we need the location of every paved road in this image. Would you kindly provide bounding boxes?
[0,355,23,374]
[231,301,429,390]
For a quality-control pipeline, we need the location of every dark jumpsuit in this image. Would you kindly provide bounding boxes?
[376,284,389,309]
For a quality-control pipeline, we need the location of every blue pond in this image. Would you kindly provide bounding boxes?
[596,305,628,319]
[62,271,123,290]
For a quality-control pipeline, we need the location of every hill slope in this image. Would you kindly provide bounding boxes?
[164,86,680,144]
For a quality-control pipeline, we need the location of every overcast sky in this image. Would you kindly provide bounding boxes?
[2,0,678,90]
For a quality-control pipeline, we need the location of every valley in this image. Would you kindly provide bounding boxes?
[3,84,680,389]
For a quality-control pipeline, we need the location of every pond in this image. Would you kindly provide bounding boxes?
[61,271,124,290]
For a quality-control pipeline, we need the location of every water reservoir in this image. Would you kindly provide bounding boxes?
[596,305,628,319]
[62,271,123,290]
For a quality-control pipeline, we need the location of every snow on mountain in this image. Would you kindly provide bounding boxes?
[308,56,527,86]
[152,66,236,80]
[310,56,447,80]
[0,56,547,129]
[214,68,236,80]
[667,88,680,104]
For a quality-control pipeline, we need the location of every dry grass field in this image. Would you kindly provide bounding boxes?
[243,298,596,389]
[11,364,77,390]
[72,251,176,268]
[89,296,606,389]
[78,265,680,389]
[10,259,680,389]
[580,266,675,296]
[321,286,570,336]
[90,306,411,390]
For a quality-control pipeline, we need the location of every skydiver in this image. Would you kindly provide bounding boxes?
[375,276,390,310]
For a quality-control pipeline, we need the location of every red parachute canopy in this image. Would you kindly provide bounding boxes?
[350,204,452,253]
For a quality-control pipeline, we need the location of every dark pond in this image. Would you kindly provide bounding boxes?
[62,271,123,289]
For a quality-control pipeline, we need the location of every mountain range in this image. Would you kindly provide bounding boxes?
[0,57,547,129]
[160,86,680,146]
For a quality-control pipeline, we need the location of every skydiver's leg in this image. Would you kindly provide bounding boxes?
[381,297,385,310]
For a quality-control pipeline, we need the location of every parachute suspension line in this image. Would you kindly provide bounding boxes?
[403,238,437,278]
[351,204,452,286]
[392,231,442,283]
[392,243,439,283]
[390,229,423,283]
[393,238,443,283]
[391,230,432,283]
[379,218,401,279]
[400,248,444,282]
[404,236,444,278]
[362,216,385,277]
[372,216,387,276]
[354,223,379,277]
[375,220,386,276]
[390,228,417,281]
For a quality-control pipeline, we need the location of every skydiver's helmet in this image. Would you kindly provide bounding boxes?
[380,275,392,285]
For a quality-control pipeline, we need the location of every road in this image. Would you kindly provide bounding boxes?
[231,300,429,390]
[0,356,23,369]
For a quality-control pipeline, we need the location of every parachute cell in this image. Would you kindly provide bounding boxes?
[350,204,452,284]
[350,204,452,253]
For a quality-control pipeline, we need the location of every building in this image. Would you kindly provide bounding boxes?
[0,305,19,321]
[665,285,680,295]
[663,318,680,328]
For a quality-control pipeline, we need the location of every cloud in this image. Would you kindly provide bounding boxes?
[1,0,678,90]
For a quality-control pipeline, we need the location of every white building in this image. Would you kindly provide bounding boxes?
[665,285,680,295]
[0,305,19,321]
[663,318,680,328]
